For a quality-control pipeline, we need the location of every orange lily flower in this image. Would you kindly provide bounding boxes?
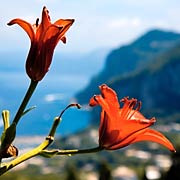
[8,7,74,81]
[89,84,176,152]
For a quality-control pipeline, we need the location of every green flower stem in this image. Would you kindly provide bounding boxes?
[13,80,38,125]
[0,136,53,176]
[40,146,103,157]
[47,104,81,141]
[0,96,95,175]
[0,79,37,160]
[57,146,103,155]
[48,117,61,138]
[0,80,38,148]
[0,110,61,175]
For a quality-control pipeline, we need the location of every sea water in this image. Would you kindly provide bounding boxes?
[0,50,107,137]
[0,71,91,136]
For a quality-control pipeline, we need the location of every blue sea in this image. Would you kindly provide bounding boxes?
[0,50,107,136]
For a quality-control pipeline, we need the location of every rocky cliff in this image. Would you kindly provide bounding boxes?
[76,29,180,106]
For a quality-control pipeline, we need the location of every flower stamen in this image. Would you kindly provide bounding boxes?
[36,18,39,27]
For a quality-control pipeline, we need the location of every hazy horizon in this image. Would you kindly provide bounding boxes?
[1,0,180,54]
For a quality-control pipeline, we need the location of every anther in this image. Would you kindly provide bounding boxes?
[36,18,39,27]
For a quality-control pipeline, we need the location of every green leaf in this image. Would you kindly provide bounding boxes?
[22,106,36,117]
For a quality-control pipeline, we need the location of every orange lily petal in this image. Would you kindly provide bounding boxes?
[7,19,35,41]
[54,19,75,27]
[99,111,108,145]
[103,128,176,152]
[41,6,51,27]
[36,6,51,40]
[100,84,119,107]
[56,19,75,43]
[99,114,155,149]
[132,129,176,152]
[89,84,176,152]
[43,24,63,43]
[43,19,74,46]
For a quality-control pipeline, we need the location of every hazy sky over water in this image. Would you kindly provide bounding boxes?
[1,0,180,53]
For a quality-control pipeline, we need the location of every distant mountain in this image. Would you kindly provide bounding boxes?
[76,29,180,105]
[109,42,180,117]
[87,43,180,126]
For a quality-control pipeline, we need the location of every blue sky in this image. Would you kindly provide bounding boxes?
[1,0,180,53]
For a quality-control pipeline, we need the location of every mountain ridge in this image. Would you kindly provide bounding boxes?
[75,29,180,105]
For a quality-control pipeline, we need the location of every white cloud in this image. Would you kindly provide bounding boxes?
[109,17,141,29]
[44,93,66,102]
